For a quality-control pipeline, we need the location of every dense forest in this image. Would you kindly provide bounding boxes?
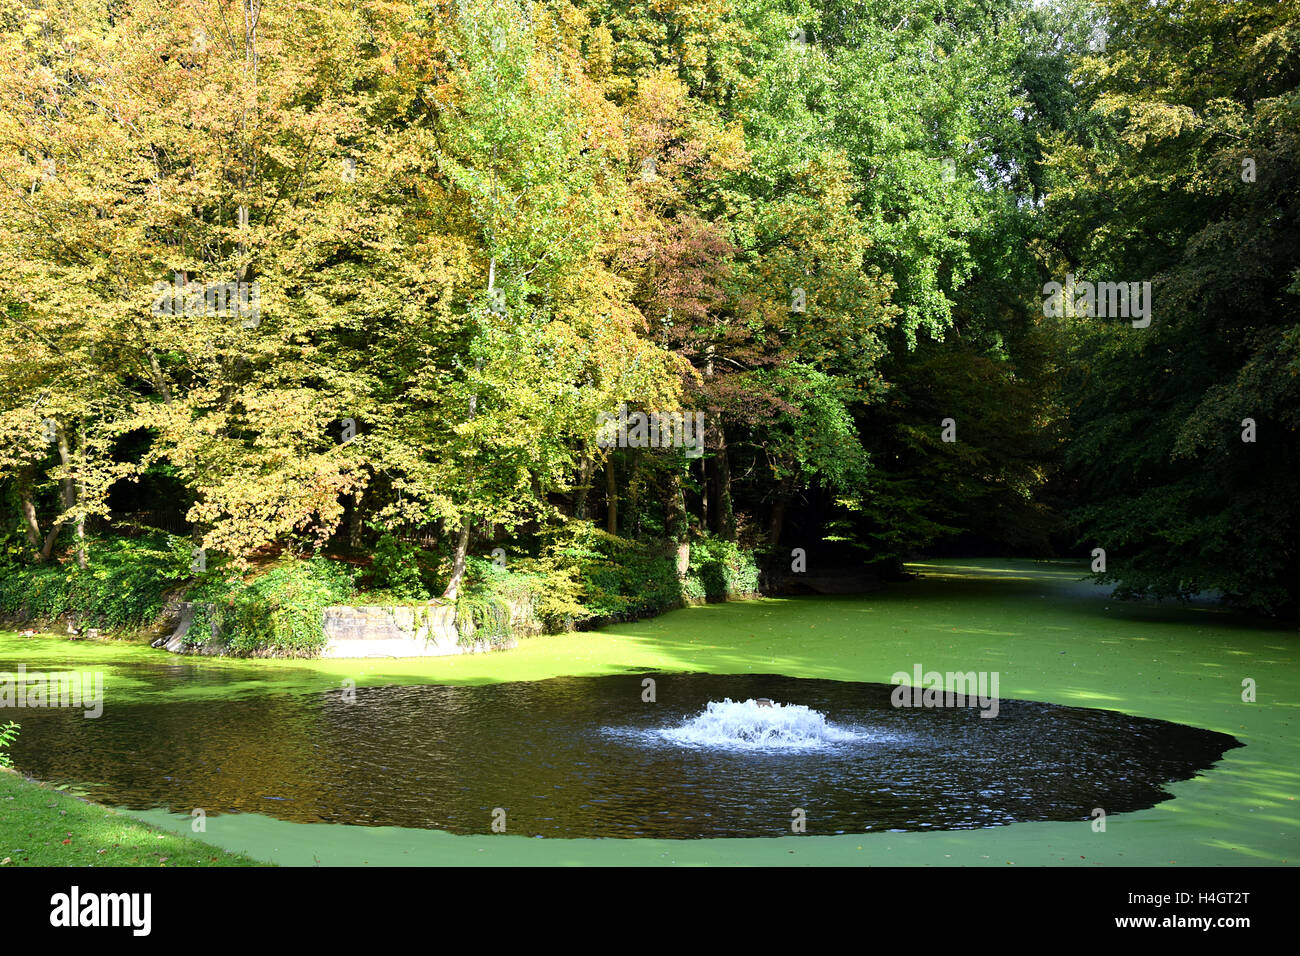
[0,0,1296,649]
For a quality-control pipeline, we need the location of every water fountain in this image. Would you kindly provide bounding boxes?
[658,697,863,749]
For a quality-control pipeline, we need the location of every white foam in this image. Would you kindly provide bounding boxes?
[657,698,862,750]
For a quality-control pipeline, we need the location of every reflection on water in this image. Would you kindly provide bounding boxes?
[6,673,1240,839]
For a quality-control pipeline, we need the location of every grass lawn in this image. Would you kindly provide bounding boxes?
[2,558,1296,866]
[0,769,267,866]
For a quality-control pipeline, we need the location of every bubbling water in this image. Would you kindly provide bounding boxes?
[659,698,863,749]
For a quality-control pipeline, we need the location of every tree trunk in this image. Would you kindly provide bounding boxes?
[18,467,64,564]
[74,421,86,568]
[43,422,79,565]
[665,462,690,578]
[55,425,76,514]
[699,454,709,530]
[146,350,173,405]
[443,520,472,601]
[39,521,65,562]
[441,256,493,601]
[574,454,591,519]
[712,416,736,541]
[348,490,364,549]
[627,450,641,537]
[18,467,42,553]
[605,455,618,535]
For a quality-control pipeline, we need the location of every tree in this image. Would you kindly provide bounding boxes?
[1043,0,1300,613]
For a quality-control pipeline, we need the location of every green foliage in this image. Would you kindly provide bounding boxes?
[189,559,357,657]
[0,720,17,769]
[183,602,219,648]
[1046,0,1300,614]
[0,535,187,631]
[463,522,760,634]
[369,534,431,600]
[430,520,765,642]
[453,591,515,648]
[500,553,590,634]
[1,0,1287,624]
[0,523,760,654]
[858,333,1064,560]
[537,521,683,626]
[448,554,529,647]
[814,0,1035,342]
[682,537,761,602]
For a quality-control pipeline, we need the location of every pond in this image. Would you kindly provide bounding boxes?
[5,670,1240,839]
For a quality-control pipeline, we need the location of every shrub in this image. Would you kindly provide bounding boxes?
[683,536,761,602]
[456,523,763,637]
[449,555,532,646]
[532,521,682,626]
[0,535,190,631]
[0,721,18,769]
[0,524,762,655]
[368,533,430,600]
[454,591,514,647]
[189,558,356,657]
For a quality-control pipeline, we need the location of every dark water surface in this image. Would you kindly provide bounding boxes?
[7,672,1240,838]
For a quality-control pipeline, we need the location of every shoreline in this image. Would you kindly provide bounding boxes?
[1,558,1296,866]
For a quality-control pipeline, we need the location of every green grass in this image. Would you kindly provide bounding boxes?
[2,557,1297,866]
[0,769,267,867]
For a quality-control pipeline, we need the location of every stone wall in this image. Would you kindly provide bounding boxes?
[154,598,536,658]
[320,603,516,658]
